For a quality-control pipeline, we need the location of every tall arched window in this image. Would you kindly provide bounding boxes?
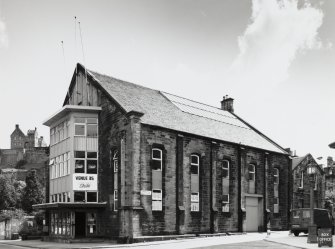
[274,168,279,213]
[152,148,163,211]
[222,160,230,212]
[113,150,119,211]
[191,154,200,212]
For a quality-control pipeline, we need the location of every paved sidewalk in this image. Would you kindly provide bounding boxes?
[0,231,289,249]
[265,233,329,249]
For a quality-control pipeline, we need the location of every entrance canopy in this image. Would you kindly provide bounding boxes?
[33,202,107,210]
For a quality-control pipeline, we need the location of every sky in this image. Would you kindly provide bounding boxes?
[0,0,334,165]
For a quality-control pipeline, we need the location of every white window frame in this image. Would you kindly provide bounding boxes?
[222,160,229,179]
[248,164,255,181]
[190,155,199,175]
[274,168,279,185]
[152,189,163,211]
[152,148,162,171]
[299,171,304,189]
[222,194,229,204]
[114,189,118,211]
[314,175,318,190]
[113,151,119,173]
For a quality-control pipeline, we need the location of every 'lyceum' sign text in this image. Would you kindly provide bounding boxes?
[73,174,97,191]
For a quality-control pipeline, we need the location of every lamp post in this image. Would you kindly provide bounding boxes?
[307,163,317,243]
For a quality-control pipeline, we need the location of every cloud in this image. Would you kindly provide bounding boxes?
[0,16,8,48]
[229,0,324,89]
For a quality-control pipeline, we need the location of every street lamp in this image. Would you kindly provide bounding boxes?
[307,163,317,243]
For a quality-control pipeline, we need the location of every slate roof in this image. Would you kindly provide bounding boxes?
[292,156,306,170]
[85,66,287,154]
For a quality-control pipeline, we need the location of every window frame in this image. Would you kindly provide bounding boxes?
[222,160,229,179]
[190,154,200,175]
[299,171,304,189]
[151,148,163,171]
[248,164,256,181]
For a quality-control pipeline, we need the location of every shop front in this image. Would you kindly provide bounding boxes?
[34,203,106,239]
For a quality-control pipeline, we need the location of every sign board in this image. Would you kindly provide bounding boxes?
[73,174,97,191]
[318,228,333,247]
[140,190,152,196]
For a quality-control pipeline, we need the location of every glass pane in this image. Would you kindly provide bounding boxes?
[75,124,85,136]
[87,124,98,137]
[248,164,255,172]
[75,160,85,173]
[222,194,229,203]
[222,160,229,169]
[74,192,85,202]
[152,160,162,171]
[87,160,97,174]
[87,152,97,158]
[75,118,85,123]
[222,168,229,178]
[87,192,97,202]
[191,165,198,175]
[75,151,85,158]
[152,149,162,159]
[191,155,199,165]
[302,210,310,218]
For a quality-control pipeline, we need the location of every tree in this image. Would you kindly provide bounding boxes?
[21,171,44,213]
[0,175,16,210]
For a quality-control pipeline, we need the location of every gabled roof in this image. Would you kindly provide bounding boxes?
[292,153,324,173]
[292,156,306,170]
[68,64,288,154]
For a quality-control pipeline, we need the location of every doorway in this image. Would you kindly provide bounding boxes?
[75,212,86,237]
[246,196,263,232]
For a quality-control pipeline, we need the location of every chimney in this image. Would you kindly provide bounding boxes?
[15,124,19,129]
[221,95,234,113]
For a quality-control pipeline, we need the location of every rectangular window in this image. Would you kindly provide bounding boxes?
[274,197,279,213]
[67,152,71,175]
[75,160,85,173]
[191,154,200,212]
[75,151,85,158]
[314,175,318,190]
[299,171,304,188]
[114,190,118,211]
[87,192,97,202]
[75,124,85,136]
[87,160,97,174]
[222,160,229,179]
[87,124,98,137]
[152,189,162,211]
[74,191,85,202]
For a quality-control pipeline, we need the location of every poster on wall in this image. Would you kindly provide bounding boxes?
[73,174,97,191]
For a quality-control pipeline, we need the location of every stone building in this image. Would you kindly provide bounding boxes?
[0,125,47,169]
[35,63,291,242]
[291,154,324,209]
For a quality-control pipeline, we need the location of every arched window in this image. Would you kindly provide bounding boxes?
[191,154,200,212]
[222,160,229,179]
[113,150,119,211]
[152,147,164,211]
[222,160,230,212]
[274,168,279,213]
[248,164,256,194]
[152,148,162,171]
[248,164,255,181]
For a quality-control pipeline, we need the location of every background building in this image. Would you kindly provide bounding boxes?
[291,154,325,209]
[35,64,291,242]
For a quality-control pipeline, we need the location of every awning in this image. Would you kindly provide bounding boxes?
[33,202,107,210]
